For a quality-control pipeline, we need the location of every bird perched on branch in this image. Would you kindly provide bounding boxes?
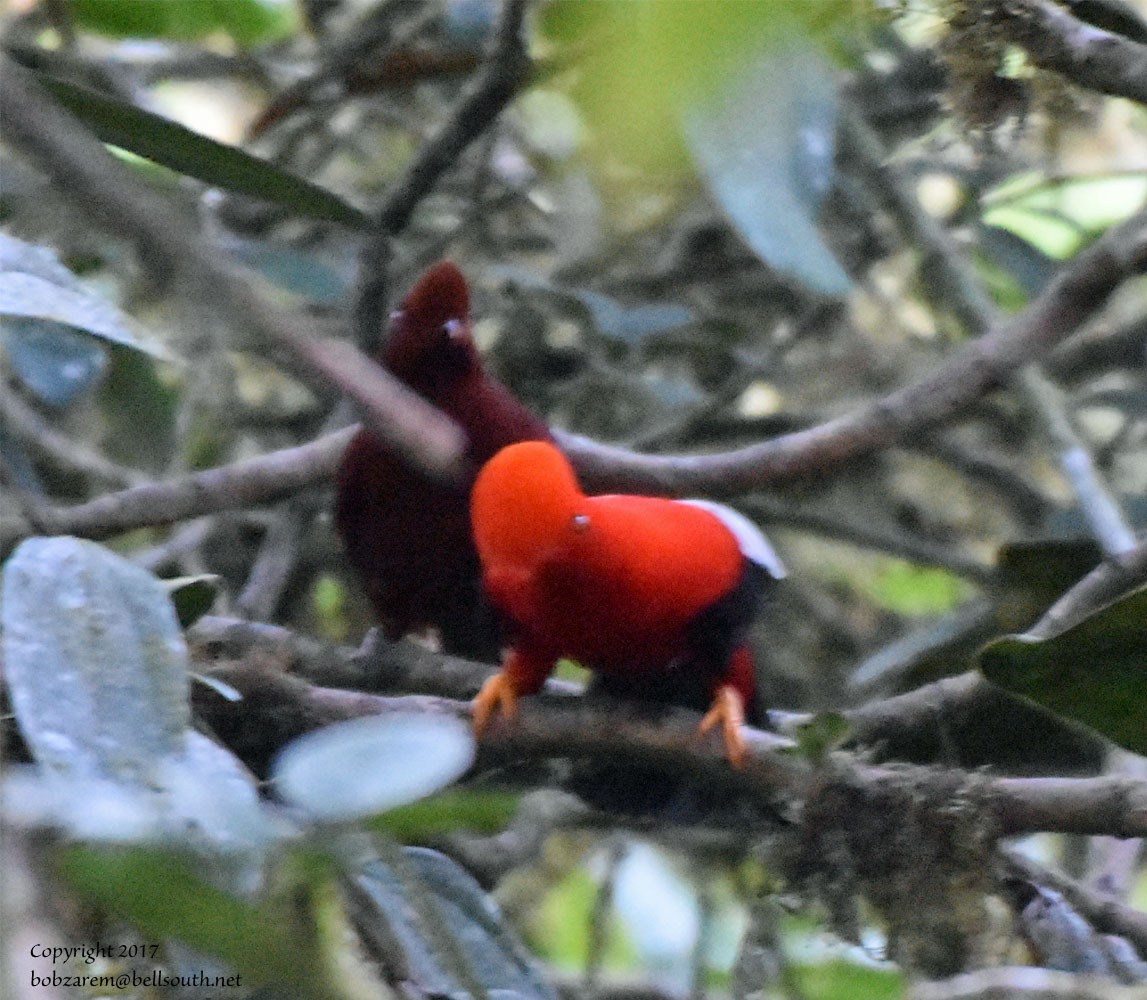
[335,261,552,659]
[470,440,785,767]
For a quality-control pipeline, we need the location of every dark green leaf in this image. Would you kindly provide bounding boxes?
[994,539,1102,631]
[980,586,1147,754]
[793,712,851,763]
[370,789,520,843]
[272,714,475,822]
[164,574,222,628]
[97,346,179,471]
[35,74,370,229]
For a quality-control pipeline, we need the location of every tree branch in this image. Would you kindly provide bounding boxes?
[999,0,1147,106]
[189,655,1147,838]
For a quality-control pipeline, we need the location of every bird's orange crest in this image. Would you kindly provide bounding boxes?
[471,442,583,570]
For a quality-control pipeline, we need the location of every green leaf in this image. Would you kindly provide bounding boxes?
[994,539,1102,631]
[71,0,295,46]
[789,958,904,1000]
[164,574,222,628]
[2,536,190,782]
[793,712,851,763]
[370,789,520,843]
[56,844,324,992]
[982,172,1147,260]
[272,714,475,822]
[868,562,970,617]
[34,74,369,229]
[97,346,179,471]
[781,912,903,999]
[980,586,1147,754]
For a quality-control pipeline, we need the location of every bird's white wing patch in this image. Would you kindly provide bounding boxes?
[677,499,786,579]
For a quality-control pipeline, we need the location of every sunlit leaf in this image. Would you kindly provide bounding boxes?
[980,586,1147,754]
[71,0,296,46]
[542,0,852,174]
[272,714,475,821]
[855,560,971,617]
[982,172,1147,259]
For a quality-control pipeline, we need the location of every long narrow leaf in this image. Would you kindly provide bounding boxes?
[35,73,370,230]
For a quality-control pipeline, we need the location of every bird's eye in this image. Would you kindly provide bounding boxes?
[442,319,465,341]
[571,514,590,533]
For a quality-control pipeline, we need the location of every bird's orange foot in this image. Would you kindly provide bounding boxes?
[698,685,748,768]
[472,671,522,736]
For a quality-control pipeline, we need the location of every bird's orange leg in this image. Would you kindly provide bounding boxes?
[471,649,553,736]
[472,671,523,735]
[698,684,748,768]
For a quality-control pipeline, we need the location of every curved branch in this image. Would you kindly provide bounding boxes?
[566,208,1147,494]
[7,428,354,546]
[1001,0,1147,106]
[8,208,1146,544]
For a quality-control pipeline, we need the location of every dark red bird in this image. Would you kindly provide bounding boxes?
[335,262,552,659]
[470,440,785,765]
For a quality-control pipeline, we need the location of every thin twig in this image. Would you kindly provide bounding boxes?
[353,0,531,346]
[1029,534,1147,638]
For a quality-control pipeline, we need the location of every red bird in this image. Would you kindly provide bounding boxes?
[335,262,552,659]
[470,440,785,765]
